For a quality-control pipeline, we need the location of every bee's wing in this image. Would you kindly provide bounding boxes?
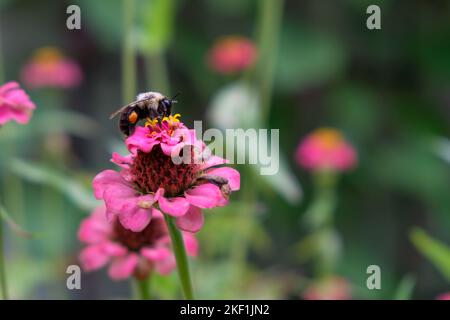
[109,101,139,119]
[109,98,153,119]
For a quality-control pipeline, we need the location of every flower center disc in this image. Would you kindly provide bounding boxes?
[113,218,167,251]
[131,145,198,197]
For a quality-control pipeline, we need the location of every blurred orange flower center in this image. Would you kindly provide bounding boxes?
[312,128,345,150]
[32,47,64,65]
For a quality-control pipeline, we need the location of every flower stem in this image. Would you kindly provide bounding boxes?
[122,0,136,103]
[164,215,194,300]
[254,0,284,123]
[146,52,170,95]
[0,23,4,84]
[135,277,151,300]
[0,216,8,300]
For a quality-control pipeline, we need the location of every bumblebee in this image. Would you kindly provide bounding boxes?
[110,91,177,136]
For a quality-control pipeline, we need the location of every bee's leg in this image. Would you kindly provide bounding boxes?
[196,174,231,198]
[119,111,131,136]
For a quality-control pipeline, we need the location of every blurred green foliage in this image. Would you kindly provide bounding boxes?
[0,0,449,299]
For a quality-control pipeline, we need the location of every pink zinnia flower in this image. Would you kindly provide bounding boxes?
[436,292,450,300]
[207,36,257,74]
[93,115,240,232]
[303,276,351,300]
[78,205,198,280]
[0,81,36,125]
[21,47,82,89]
[295,128,357,172]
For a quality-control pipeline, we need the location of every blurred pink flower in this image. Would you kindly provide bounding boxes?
[0,81,36,125]
[21,47,82,89]
[295,128,357,172]
[207,36,257,74]
[303,276,351,300]
[93,115,240,233]
[78,205,198,280]
[436,292,450,300]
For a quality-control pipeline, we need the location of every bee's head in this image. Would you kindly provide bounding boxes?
[158,94,179,116]
[159,98,173,116]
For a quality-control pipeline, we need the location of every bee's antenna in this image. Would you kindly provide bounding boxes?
[171,92,180,104]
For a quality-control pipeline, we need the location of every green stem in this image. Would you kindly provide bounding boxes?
[308,170,340,278]
[0,214,8,300]
[136,277,151,300]
[146,52,170,95]
[254,0,284,123]
[0,23,4,84]
[164,215,194,299]
[122,0,136,103]
[230,166,256,267]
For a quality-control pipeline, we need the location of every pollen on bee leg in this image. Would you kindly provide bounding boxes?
[128,111,138,124]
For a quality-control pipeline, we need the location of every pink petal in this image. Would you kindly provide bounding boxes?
[154,255,176,275]
[158,195,190,217]
[111,152,134,169]
[151,207,164,219]
[183,232,199,257]
[117,202,152,232]
[102,242,128,257]
[77,206,111,244]
[79,244,110,271]
[102,184,137,212]
[141,247,171,262]
[176,206,204,233]
[108,253,139,280]
[200,155,229,170]
[92,170,130,200]
[185,183,227,208]
[0,81,19,94]
[126,126,159,155]
[205,167,240,191]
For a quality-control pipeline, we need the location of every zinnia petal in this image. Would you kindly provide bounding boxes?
[108,253,139,280]
[158,194,190,217]
[77,206,111,244]
[183,232,199,257]
[205,167,240,191]
[126,126,159,154]
[79,244,110,271]
[141,247,171,262]
[185,183,227,208]
[92,170,130,200]
[176,206,204,233]
[117,200,153,232]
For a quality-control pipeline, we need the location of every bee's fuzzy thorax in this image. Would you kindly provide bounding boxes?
[136,91,165,101]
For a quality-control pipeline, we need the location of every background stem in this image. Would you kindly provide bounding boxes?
[122,0,136,103]
[135,277,151,300]
[0,215,8,299]
[164,215,194,299]
[254,0,284,123]
[146,52,170,95]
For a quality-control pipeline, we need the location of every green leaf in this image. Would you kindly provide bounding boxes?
[433,137,450,165]
[276,25,346,92]
[9,159,97,212]
[0,110,99,142]
[252,153,302,205]
[410,228,450,282]
[73,0,123,50]
[137,0,176,54]
[0,204,34,238]
[393,274,416,300]
[150,272,179,299]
